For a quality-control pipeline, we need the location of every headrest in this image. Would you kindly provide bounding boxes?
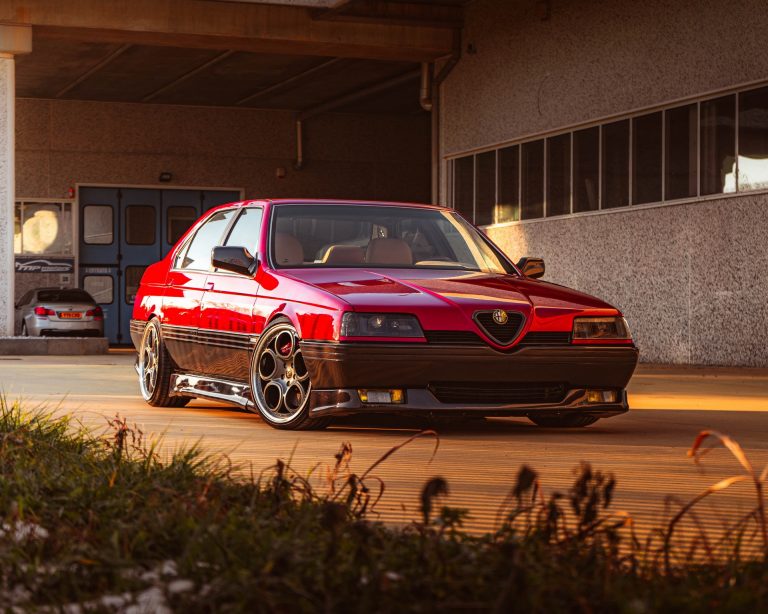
[274,233,304,266]
[321,245,365,265]
[365,238,413,266]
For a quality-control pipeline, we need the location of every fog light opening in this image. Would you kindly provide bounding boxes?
[586,389,617,404]
[358,389,405,404]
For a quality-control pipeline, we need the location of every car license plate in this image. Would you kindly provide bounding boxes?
[59,312,82,319]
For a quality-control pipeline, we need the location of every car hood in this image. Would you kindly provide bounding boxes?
[282,268,619,331]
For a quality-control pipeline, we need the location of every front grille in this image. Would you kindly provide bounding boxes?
[430,382,567,405]
[518,331,572,346]
[474,310,525,345]
[424,330,485,345]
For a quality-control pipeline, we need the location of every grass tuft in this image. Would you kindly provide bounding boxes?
[0,399,765,611]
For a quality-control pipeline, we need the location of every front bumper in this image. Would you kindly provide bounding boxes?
[302,341,638,418]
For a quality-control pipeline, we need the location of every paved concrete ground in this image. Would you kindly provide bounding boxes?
[1,351,767,547]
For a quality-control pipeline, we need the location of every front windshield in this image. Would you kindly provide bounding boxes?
[271,204,513,274]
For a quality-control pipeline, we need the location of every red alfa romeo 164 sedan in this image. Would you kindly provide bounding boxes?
[131,200,638,430]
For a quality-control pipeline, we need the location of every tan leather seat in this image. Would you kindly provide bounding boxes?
[365,238,413,266]
[274,233,304,266]
[321,245,365,265]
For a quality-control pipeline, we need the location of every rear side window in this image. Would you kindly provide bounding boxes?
[37,289,94,303]
[175,209,236,271]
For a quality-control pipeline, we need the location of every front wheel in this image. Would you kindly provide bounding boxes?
[138,319,189,408]
[250,318,329,430]
[529,414,599,428]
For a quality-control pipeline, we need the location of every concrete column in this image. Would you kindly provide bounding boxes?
[0,54,16,335]
[0,25,31,335]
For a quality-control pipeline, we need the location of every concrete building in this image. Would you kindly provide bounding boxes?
[1,0,766,366]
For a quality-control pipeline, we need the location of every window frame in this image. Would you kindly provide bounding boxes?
[14,200,76,255]
[446,79,768,227]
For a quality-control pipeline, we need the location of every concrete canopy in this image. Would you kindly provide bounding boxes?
[5,0,463,114]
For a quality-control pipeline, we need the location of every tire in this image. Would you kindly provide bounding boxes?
[137,319,188,408]
[529,414,599,428]
[21,322,29,337]
[250,318,330,431]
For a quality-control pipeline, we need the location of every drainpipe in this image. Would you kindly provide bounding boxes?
[419,62,433,112]
[294,119,304,171]
[430,41,461,204]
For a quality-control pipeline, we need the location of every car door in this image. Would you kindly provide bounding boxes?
[199,206,264,381]
[162,208,238,372]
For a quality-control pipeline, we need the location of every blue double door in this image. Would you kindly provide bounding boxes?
[78,187,240,344]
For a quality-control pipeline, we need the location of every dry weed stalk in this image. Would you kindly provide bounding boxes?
[662,429,768,572]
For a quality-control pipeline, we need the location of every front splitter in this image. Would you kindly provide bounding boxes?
[309,387,629,418]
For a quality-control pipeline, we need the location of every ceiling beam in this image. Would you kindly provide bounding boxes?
[2,0,453,62]
[54,43,131,98]
[142,49,235,102]
[236,57,343,106]
[312,0,463,29]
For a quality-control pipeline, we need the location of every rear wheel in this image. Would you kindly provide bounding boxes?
[21,322,29,337]
[138,319,188,408]
[250,318,329,430]
[529,414,599,428]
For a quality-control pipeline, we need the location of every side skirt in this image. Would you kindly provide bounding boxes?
[170,373,255,411]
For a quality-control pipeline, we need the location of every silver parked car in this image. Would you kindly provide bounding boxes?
[14,287,104,337]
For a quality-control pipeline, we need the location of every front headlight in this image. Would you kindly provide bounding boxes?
[572,316,631,340]
[341,313,424,338]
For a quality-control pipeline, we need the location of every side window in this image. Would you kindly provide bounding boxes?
[223,208,263,255]
[176,209,236,271]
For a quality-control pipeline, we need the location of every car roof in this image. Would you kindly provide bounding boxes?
[205,199,453,215]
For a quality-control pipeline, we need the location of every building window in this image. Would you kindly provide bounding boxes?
[700,94,736,195]
[665,104,697,200]
[497,145,519,223]
[167,206,198,245]
[125,205,156,245]
[474,151,496,226]
[14,201,74,255]
[453,156,474,221]
[573,127,599,212]
[738,85,768,191]
[602,119,630,209]
[632,112,662,205]
[521,140,544,219]
[83,275,114,304]
[83,205,113,245]
[546,133,571,217]
[125,266,146,304]
[448,81,768,223]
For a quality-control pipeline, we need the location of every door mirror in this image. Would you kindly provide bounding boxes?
[212,246,258,277]
[516,256,545,279]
